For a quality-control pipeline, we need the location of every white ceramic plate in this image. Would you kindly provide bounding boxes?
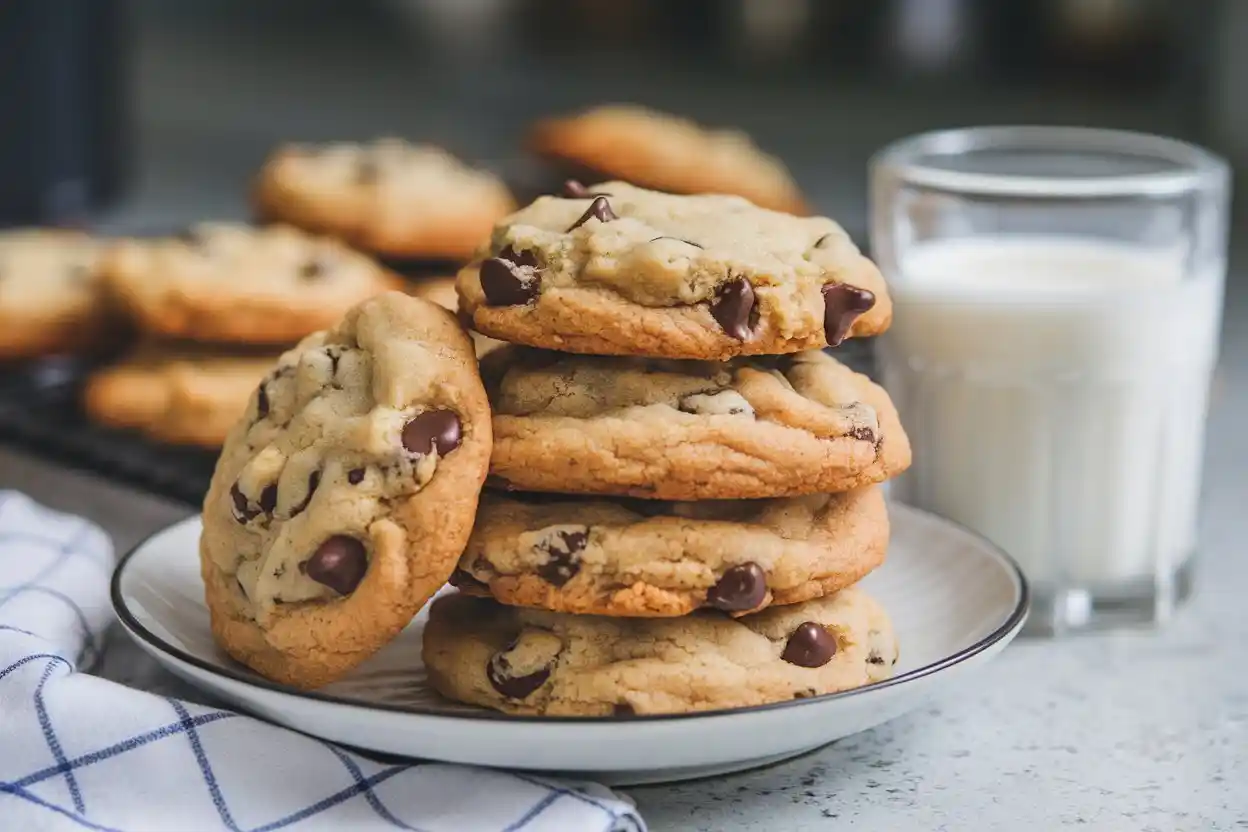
[111,503,1027,786]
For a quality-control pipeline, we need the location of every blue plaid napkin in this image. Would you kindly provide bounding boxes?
[0,491,646,831]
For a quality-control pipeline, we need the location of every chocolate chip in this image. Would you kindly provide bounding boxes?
[848,426,876,443]
[649,236,703,248]
[402,409,462,457]
[498,245,539,268]
[230,483,259,523]
[567,196,618,231]
[304,535,368,595]
[289,470,321,517]
[480,249,540,306]
[449,568,488,591]
[710,278,757,341]
[299,259,328,280]
[561,180,609,198]
[255,384,270,419]
[259,484,277,515]
[535,530,588,587]
[867,652,886,666]
[613,702,636,717]
[347,468,366,485]
[356,157,378,184]
[782,622,838,668]
[486,645,551,699]
[706,562,767,611]
[822,284,876,347]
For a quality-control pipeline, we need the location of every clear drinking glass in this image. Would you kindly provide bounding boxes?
[869,127,1230,635]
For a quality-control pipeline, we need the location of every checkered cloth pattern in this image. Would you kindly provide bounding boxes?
[0,491,645,832]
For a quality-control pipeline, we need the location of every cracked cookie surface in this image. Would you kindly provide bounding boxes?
[103,223,400,345]
[0,230,110,359]
[254,139,515,261]
[456,181,889,359]
[527,105,809,214]
[455,487,887,617]
[484,346,909,499]
[200,292,491,688]
[423,587,898,716]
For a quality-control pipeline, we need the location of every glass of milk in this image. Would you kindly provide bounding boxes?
[870,127,1230,635]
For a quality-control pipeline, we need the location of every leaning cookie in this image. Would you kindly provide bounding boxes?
[83,345,279,448]
[200,292,491,689]
[0,230,110,360]
[527,104,809,214]
[102,223,401,345]
[484,347,909,500]
[423,588,898,716]
[454,487,887,618]
[456,182,889,359]
[253,139,515,262]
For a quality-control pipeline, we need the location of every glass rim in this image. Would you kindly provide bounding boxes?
[871,125,1229,199]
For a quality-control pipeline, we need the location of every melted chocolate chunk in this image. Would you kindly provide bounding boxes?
[706,562,767,611]
[486,644,552,699]
[781,622,838,668]
[534,530,589,587]
[561,180,609,198]
[821,284,875,347]
[230,483,259,523]
[710,278,756,341]
[613,702,636,717]
[567,196,619,231]
[402,409,463,457]
[289,470,321,517]
[480,247,540,306]
[347,468,366,485]
[304,535,368,595]
[258,484,278,516]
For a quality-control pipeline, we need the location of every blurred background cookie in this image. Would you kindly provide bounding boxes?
[253,139,515,262]
[101,222,400,345]
[83,344,278,448]
[0,230,112,361]
[527,105,809,214]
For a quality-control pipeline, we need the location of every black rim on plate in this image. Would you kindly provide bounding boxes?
[110,509,1030,724]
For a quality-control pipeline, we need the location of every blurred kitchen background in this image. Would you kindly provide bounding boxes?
[3,0,1244,245]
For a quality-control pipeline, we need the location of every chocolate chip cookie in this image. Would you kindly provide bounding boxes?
[253,139,515,261]
[423,587,897,716]
[456,182,890,359]
[527,105,809,214]
[84,345,280,448]
[200,292,492,688]
[454,487,887,618]
[483,347,909,499]
[0,230,110,360]
[103,223,400,345]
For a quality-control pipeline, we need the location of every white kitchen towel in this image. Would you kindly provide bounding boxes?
[0,491,645,832]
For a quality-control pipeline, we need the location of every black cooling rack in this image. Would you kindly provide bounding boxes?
[0,356,218,506]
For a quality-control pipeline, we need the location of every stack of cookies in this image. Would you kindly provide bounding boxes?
[426,181,912,716]
[195,182,912,718]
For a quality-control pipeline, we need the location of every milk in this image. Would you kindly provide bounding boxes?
[878,236,1223,588]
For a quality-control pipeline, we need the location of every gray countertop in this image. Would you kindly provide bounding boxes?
[3,8,1246,829]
